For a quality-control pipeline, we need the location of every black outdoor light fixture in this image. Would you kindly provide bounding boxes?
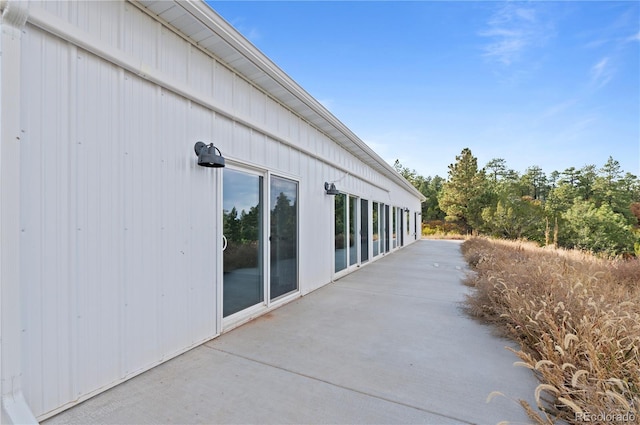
[324,182,339,195]
[194,141,225,168]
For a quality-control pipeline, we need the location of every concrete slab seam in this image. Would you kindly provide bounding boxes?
[203,345,478,425]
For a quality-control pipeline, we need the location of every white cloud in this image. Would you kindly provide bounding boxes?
[590,57,613,88]
[480,3,554,66]
[627,31,640,42]
[540,99,579,120]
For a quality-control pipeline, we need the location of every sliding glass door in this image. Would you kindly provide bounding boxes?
[360,199,369,263]
[223,169,298,319]
[335,194,362,272]
[270,176,298,300]
[384,204,390,253]
[222,169,264,317]
[349,196,358,267]
[392,207,397,249]
[335,194,347,272]
[372,202,379,257]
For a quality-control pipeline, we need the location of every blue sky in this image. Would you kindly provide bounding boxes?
[209,1,640,179]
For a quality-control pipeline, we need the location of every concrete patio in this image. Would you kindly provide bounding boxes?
[45,240,539,425]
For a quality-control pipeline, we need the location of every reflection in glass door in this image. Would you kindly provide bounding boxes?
[372,202,379,257]
[335,194,360,272]
[360,199,369,263]
[379,203,386,255]
[222,169,263,317]
[392,207,397,249]
[270,176,298,300]
[334,193,347,272]
[349,196,358,267]
[400,210,405,247]
[384,204,390,253]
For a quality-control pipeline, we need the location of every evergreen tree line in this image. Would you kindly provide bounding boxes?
[394,148,640,256]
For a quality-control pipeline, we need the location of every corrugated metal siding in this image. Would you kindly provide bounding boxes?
[18,0,423,419]
[20,21,219,418]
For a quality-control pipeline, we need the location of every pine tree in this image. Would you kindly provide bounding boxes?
[438,148,490,233]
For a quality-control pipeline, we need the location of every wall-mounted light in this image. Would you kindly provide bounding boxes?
[324,182,339,195]
[194,142,225,168]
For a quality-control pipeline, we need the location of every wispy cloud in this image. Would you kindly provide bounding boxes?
[581,7,638,91]
[540,99,579,120]
[627,31,640,43]
[480,3,555,66]
[590,57,614,89]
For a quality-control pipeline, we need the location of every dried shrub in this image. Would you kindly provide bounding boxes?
[462,237,640,424]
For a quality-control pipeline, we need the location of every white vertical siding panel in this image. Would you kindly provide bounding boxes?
[265,97,279,138]
[214,113,234,159]
[37,0,70,21]
[298,118,310,153]
[289,115,300,141]
[250,85,266,126]
[233,75,251,116]
[232,122,251,160]
[290,148,301,177]
[21,25,46,416]
[185,103,218,344]
[40,32,68,412]
[276,105,289,140]
[264,137,280,171]
[122,2,158,67]
[122,74,161,374]
[24,29,75,415]
[214,63,233,111]
[160,26,188,84]
[189,47,214,98]
[309,128,320,157]
[249,129,266,165]
[73,0,120,48]
[74,52,122,396]
[159,90,190,358]
[277,144,289,172]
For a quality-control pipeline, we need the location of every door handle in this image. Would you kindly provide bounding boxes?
[222,235,228,251]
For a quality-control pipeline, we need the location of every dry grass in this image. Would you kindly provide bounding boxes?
[462,237,640,424]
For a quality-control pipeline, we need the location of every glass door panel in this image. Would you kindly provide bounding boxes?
[223,169,263,317]
[360,199,369,262]
[400,209,405,246]
[334,193,347,272]
[372,202,379,257]
[392,207,397,249]
[384,204,390,253]
[380,203,386,255]
[349,196,358,267]
[270,176,298,300]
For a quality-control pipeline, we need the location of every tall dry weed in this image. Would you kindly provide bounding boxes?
[462,237,640,424]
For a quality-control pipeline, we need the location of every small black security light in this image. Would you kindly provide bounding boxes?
[324,182,339,195]
[194,141,225,168]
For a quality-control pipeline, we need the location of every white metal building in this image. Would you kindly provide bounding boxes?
[0,0,425,422]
